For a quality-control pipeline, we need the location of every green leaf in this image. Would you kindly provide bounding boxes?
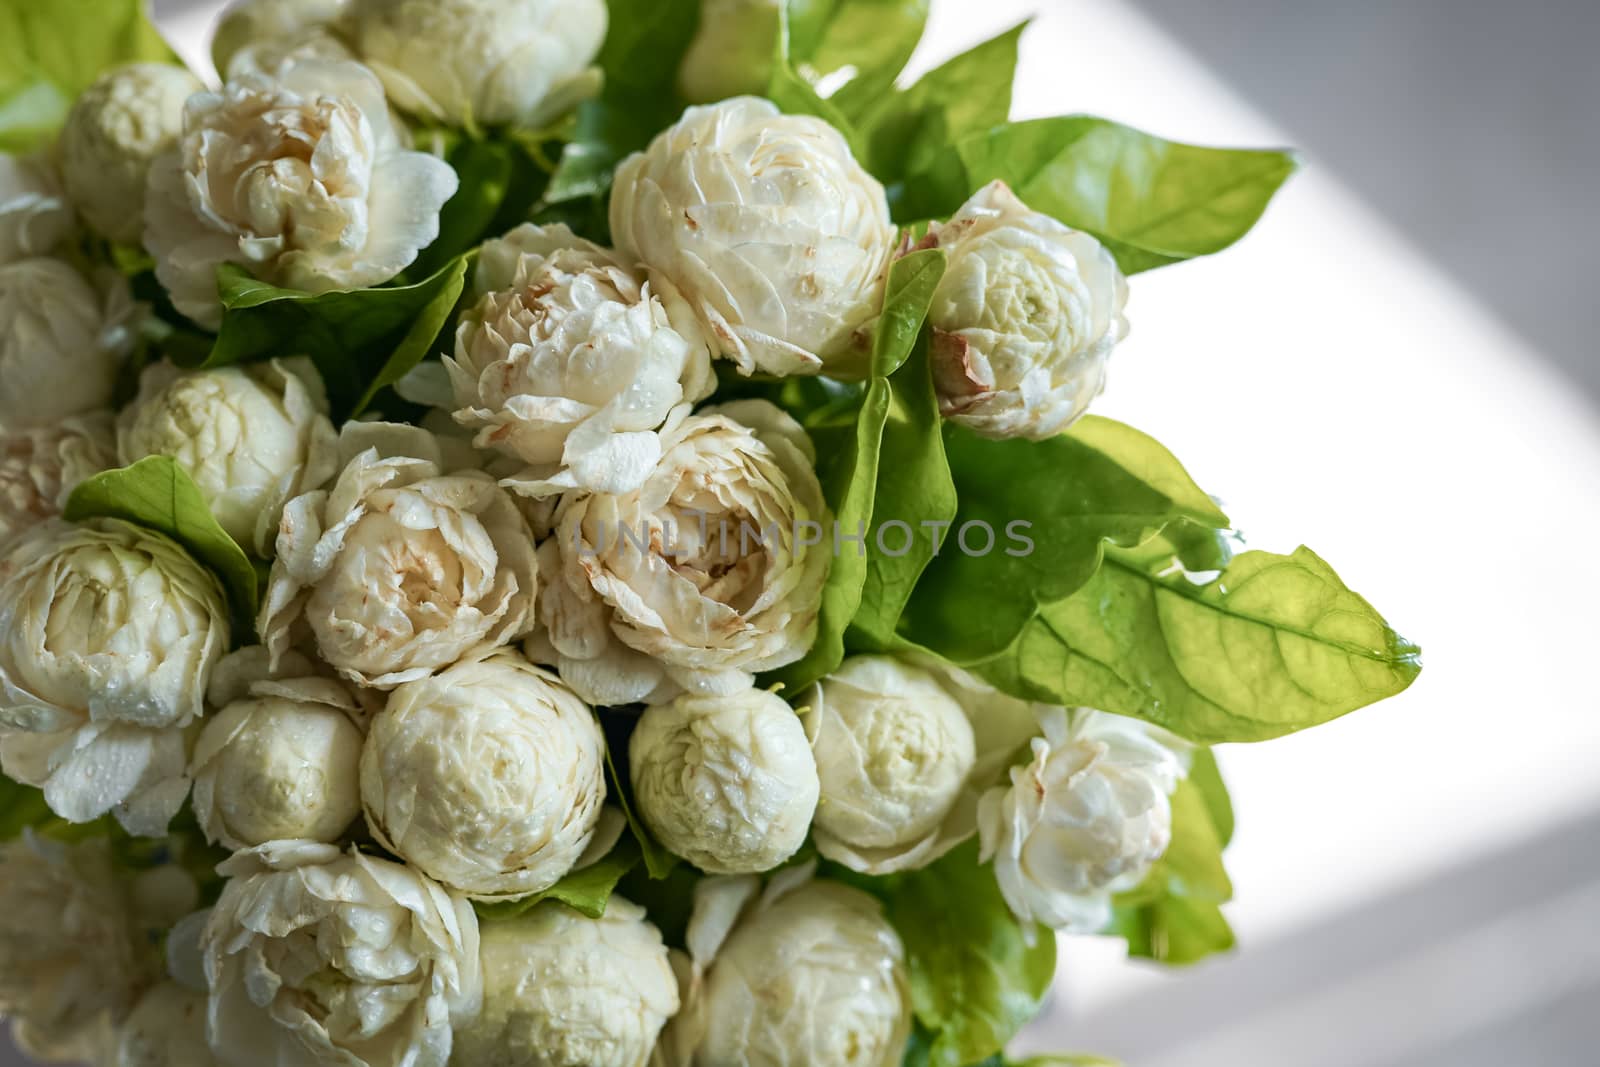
[849,332,956,649]
[540,0,700,215]
[894,117,1299,273]
[1188,748,1235,848]
[473,836,640,922]
[603,744,678,880]
[617,861,701,948]
[599,0,701,97]
[63,457,257,628]
[764,249,945,691]
[1111,893,1235,967]
[1117,779,1232,909]
[787,0,931,123]
[191,255,470,420]
[976,544,1422,744]
[0,775,54,841]
[1111,775,1235,967]
[767,3,860,148]
[862,21,1026,181]
[1011,1056,1122,1067]
[0,0,179,153]
[903,417,1228,664]
[406,136,546,280]
[886,841,1056,1067]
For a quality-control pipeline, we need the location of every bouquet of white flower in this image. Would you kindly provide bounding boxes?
[0,1,1422,1064]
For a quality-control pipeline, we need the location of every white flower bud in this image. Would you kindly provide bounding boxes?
[0,412,116,545]
[659,869,911,1067]
[349,0,606,128]
[978,706,1185,932]
[361,650,607,899]
[0,835,159,1058]
[107,982,216,1067]
[202,841,482,1067]
[452,898,678,1067]
[262,421,537,688]
[190,669,364,850]
[117,358,339,555]
[0,519,229,833]
[928,181,1129,440]
[445,223,714,498]
[61,63,202,245]
[676,0,781,104]
[538,400,829,704]
[0,153,73,263]
[0,258,136,430]
[212,0,353,80]
[144,60,458,328]
[630,689,818,874]
[611,97,895,377]
[805,655,974,867]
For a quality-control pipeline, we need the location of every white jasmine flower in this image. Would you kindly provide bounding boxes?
[61,63,203,246]
[212,0,355,80]
[676,0,782,104]
[349,0,607,129]
[452,898,678,1067]
[630,689,818,874]
[190,659,365,850]
[802,655,1042,874]
[443,223,714,498]
[144,59,458,329]
[0,413,116,544]
[928,181,1129,440]
[0,258,136,431]
[261,421,537,689]
[118,358,339,556]
[658,868,911,1067]
[0,153,73,263]
[107,982,217,1067]
[0,519,229,833]
[361,649,607,899]
[535,400,829,704]
[610,97,895,377]
[0,835,150,1060]
[978,706,1185,932]
[201,841,482,1067]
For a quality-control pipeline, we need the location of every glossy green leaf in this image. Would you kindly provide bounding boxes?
[976,544,1422,744]
[864,21,1026,181]
[767,4,860,148]
[887,841,1056,1067]
[190,255,470,420]
[787,0,931,122]
[603,744,679,880]
[1188,748,1235,848]
[0,776,53,841]
[473,836,640,922]
[850,333,956,648]
[407,136,546,280]
[599,0,701,97]
[894,117,1298,272]
[540,0,700,212]
[1112,773,1236,967]
[764,249,944,691]
[1118,779,1232,909]
[904,417,1228,664]
[64,457,257,627]
[1111,893,1235,967]
[0,0,179,153]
